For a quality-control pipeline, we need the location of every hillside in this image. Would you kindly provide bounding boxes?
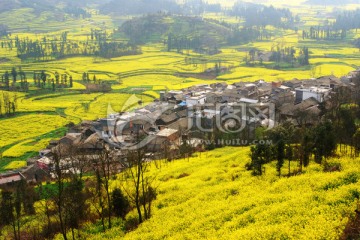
[89,147,360,239]
[120,15,231,47]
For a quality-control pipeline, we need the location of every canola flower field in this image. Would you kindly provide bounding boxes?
[0,2,359,239]
[0,3,359,173]
[87,147,360,240]
[0,92,153,171]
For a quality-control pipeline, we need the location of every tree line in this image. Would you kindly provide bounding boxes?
[0,30,141,61]
[0,67,116,94]
[193,73,360,176]
[302,26,347,40]
[244,46,310,67]
[333,9,360,31]
[248,75,360,177]
[302,9,360,41]
[269,46,310,67]
[1,67,74,92]
[1,67,28,91]
[229,2,297,29]
[227,27,269,46]
[248,120,337,176]
[166,27,266,53]
[63,6,91,19]
[166,34,202,52]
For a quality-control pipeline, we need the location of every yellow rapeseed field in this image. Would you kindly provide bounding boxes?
[88,147,360,240]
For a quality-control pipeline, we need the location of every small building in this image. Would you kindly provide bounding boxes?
[186,96,206,107]
[282,79,303,89]
[271,91,295,107]
[155,112,179,126]
[239,98,259,104]
[295,87,331,103]
[205,92,222,104]
[0,172,24,188]
[279,97,320,125]
[148,128,181,155]
[59,133,82,146]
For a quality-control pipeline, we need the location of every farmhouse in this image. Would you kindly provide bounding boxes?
[186,95,207,106]
[295,87,331,103]
[0,172,24,188]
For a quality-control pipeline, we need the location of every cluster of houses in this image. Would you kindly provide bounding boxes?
[1,68,359,188]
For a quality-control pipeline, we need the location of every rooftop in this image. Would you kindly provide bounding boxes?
[295,87,331,93]
[156,128,178,137]
[0,173,22,185]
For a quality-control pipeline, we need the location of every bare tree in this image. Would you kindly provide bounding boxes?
[121,148,157,224]
[91,148,118,231]
[51,146,68,240]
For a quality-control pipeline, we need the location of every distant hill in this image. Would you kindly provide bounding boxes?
[99,0,181,15]
[305,0,360,5]
[119,14,231,48]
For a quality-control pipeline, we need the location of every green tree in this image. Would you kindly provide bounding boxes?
[0,190,14,227]
[63,178,87,239]
[82,72,87,82]
[276,139,285,177]
[313,121,336,164]
[111,188,130,219]
[55,71,60,85]
[4,71,10,90]
[353,129,360,157]
[250,143,274,176]
[40,70,47,88]
[11,67,17,85]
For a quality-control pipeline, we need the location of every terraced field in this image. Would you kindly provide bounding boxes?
[0,91,154,171]
[0,3,359,173]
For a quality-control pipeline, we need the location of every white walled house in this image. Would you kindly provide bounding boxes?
[186,96,206,107]
[295,87,331,103]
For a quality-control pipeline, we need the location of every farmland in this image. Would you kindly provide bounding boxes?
[0,0,360,239]
[0,146,358,239]
[85,146,360,239]
[1,2,360,172]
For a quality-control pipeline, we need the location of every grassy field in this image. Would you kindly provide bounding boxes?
[81,146,360,240]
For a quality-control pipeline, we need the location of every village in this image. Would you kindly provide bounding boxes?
[1,68,360,188]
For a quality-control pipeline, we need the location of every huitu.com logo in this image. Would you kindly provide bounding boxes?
[98,95,276,149]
